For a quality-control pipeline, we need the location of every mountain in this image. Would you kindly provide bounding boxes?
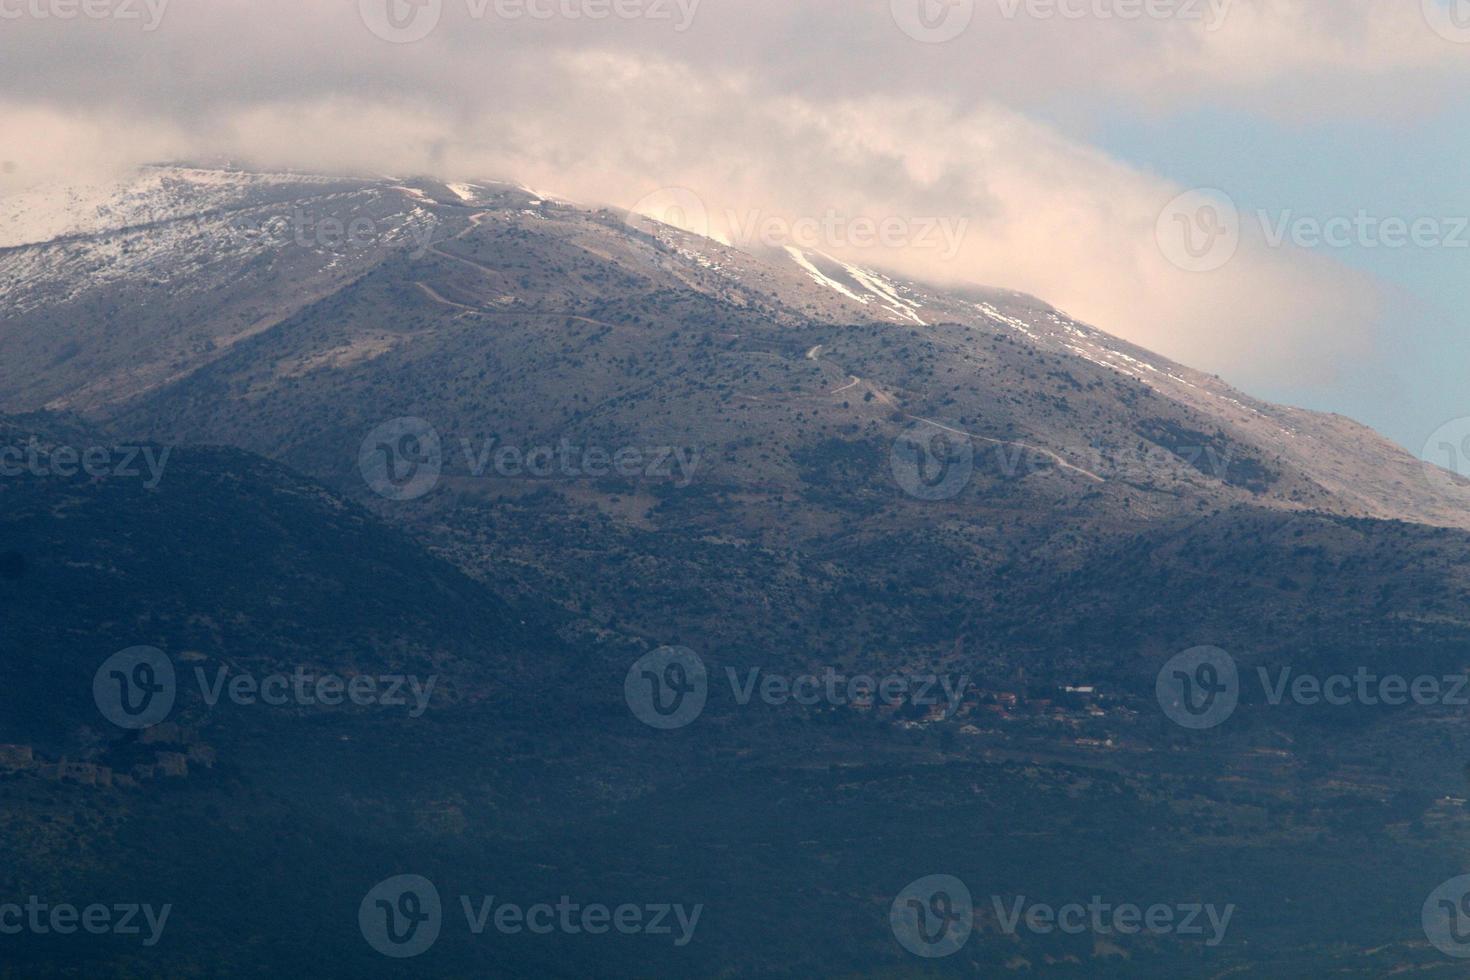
[3,165,1465,534]
[6,164,1469,675]
[4,165,1470,977]
[0,411,555,751]
[0,411,638,978]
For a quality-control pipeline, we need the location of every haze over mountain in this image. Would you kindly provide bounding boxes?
[5,164,1470,976]
[1,164,1464,533]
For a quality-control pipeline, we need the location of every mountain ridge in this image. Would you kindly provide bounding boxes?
[2,164,1463,533]
[5,165,1470,978]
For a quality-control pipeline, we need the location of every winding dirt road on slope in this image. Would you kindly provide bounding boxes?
[414,281,620,330]
[902,414,1106,483]
[804,343,1104,483]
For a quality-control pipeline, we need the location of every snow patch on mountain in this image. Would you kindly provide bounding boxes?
[843,264,926,325]
[0,169,431,317]
[785,247,870,305]
[391,185,435,205]
[0,167,339,249]
[977,302,1039,339]
[783,248,934,324]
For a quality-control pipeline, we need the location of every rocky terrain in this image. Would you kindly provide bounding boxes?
[3,165,1470,977]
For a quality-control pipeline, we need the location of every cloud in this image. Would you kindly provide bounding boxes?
[2,0,1466,119]
[0,105,187,192]
[5,2,1464,172]
[0,1,1414,389]
[472,52,1381,389]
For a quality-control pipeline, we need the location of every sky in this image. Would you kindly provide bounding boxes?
[1,0,1467,454]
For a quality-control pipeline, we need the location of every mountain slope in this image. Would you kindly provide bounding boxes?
[2,165,1462,532]
[0,411,550,750]
[6,167,1470,976]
